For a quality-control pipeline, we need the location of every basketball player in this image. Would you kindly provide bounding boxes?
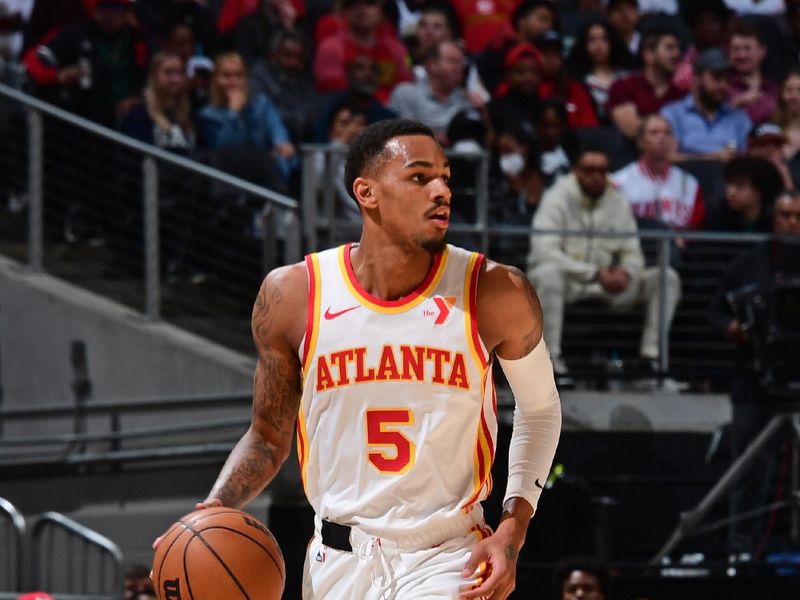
[157,119,562,599]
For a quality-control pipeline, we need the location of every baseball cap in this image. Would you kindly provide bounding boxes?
[749,123,787,146]
[692,48,729,74]
[504,43,542,70]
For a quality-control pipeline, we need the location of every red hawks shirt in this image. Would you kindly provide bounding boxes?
[611,160,705,229]
[296,244,497,537]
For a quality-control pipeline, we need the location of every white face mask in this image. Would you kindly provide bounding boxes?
[499,152,525,177]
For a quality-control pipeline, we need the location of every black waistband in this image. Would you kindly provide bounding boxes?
[321,519,353,552]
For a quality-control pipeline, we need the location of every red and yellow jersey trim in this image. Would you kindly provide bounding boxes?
[338,243,448,314]
[463,252,488,371]
[301,253,322,377]
[296,407,310,495]
[464,368,495,509]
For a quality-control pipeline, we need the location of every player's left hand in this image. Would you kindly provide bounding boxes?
[459,530,520,600]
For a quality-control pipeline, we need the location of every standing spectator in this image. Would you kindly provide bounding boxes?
[661,48,751,160]
[474,0,557,97]
[709,191,800,557]
[606,0,641,56]
[198,52,295,185]
[612,115,705,230]
[567,18,636,124]
[705,155,782,232]
[313,0,412,104]
[606,27,685,140]
[388,40,472,139]
[526,146,681,378]
[232,0,304,66]
[747,123,796,191]
[24,0,148,126]
[487,42,542,138]
[249,30,317,145]
[313,53,397,142]
[552,555,609,600]
[536,98,580,189]
[727,22,778,126]
[774,68,800,160]
[535,30,599,130]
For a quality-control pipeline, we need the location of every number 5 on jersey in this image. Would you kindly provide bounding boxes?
[366,409,415,474]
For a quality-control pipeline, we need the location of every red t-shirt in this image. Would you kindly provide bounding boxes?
[313,31,413,104]
[606,72,687,117]
[539,79,599,129]
[450,0,521,54]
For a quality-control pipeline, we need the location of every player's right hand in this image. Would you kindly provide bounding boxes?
[151,498,224,551]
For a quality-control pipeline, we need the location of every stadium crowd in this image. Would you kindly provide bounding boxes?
[2,0,800,382]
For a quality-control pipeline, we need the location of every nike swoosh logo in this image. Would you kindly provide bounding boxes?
[535,478,545,490]
[324,305,360,320]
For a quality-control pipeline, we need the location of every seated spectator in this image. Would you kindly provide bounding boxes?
[535,30,599,130]
[723,0,785,16]
[24,0,148,126]
[606,27,685,139]
[536,99,580,189]
[120,52,196,154]
[662,48,751,160]
[672,0,732,93]
[527,146,681,378]
[773,69,800,159]
[0,0,35,85]
[474,0,557,97]
[313,0,412,104]
[312,102,369,222]
[606,0,641,56]
[407,2,489,108]
[313,53,397,142]
[124,564,155,600]
[487,42,542,137]
[160,0,220,60]
[450,0,528,55]
[232,0,304,67]
[747,123,796,190]
[552,555,610,600]
[160,21,213,110]
[250,30,317,145]
[612,115,705,229]
[198,52,295,183]
[727,22,778,126]
[388,40,472,140]
[567,17,636,124]
[706,155,783,232]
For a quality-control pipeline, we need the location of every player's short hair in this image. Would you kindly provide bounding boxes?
[344,119,438,201]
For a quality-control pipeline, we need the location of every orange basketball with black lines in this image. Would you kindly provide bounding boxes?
[152,507,284,600]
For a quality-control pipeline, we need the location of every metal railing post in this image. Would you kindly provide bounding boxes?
[475,152,490,255]
[657,236,670,374]
[284,210,302,264]
[142,156,160,320]
[26,107,43,272]
[301,147,319,252]
[261,204,277,274]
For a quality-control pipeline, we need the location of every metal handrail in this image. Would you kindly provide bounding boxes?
[0,497,26,593]
[29,513,123,600]
[0,83,297,210]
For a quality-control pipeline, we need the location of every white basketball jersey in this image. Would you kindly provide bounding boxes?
[296,243,497,537]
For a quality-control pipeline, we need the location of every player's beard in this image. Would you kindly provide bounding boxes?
[414,232,447,254]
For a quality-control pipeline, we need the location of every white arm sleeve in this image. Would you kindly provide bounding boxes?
[498,337,562,514]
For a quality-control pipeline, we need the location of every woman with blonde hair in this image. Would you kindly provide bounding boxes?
[198,51,295,184]
[120,52,196,154]
[773,69,800,160]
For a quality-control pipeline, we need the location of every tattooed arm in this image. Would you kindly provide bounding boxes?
[460,261,560,600]
[204,263,309,509]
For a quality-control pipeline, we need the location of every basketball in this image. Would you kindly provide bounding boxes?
[152,507,285,600]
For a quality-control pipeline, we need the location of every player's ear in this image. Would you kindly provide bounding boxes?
[353,177,378,210]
